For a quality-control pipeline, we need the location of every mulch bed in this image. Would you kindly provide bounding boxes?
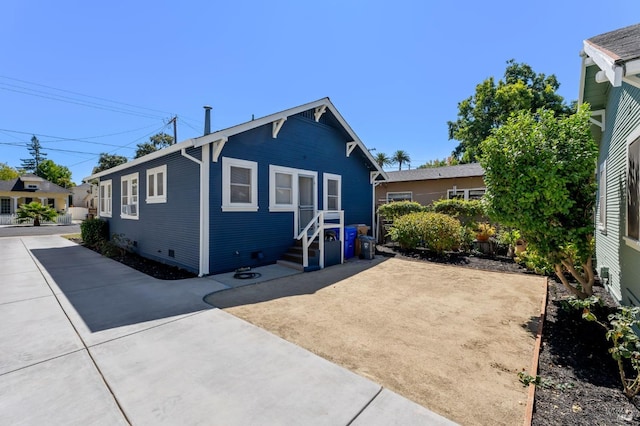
[380,244,640,425]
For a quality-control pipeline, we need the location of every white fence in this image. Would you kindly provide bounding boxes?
[0,213,73,226]
[68,207,89,220]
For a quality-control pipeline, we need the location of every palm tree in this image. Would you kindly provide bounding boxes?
[374,152,392,168]
[392,150,411,170]
[16,202,58,226]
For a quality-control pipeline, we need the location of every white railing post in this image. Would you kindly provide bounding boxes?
[319,211,324,269]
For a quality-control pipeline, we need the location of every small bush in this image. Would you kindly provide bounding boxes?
[389,212,462,253]
[432,199,487,226]
[80,218,109,248]
[377,201,425,220]
[515,249,554,275]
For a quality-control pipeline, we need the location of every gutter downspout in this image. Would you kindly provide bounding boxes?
[181,146,210,277]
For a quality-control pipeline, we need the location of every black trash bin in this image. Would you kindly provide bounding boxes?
[359,236,376,260]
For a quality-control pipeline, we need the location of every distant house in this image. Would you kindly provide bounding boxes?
[0,174,71,215]
[581,23,640,305]
[71,182,96,208]
[85,98,387,276]
[375,163,485,206]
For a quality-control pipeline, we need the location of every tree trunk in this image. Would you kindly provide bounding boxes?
[34,216,40,226]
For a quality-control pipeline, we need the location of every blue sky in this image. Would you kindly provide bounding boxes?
[1,1,637,183]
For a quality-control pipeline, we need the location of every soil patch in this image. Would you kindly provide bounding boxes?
[206,257,546,425]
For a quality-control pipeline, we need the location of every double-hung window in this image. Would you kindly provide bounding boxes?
[387,192,412,203]
[269,165,295,211]
[598,160,607,232]
[627,134,640,244]
[324,173,341,211]
[121,173,139,219]
[99,179,112,217]
[222,157,258,212]
[146,165,167,204]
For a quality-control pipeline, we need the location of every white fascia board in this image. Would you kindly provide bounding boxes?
[583,40,623,87]
[189,97,389,181]
[84,139,195,182]
[579,55,587,105]
[625,59,640,76]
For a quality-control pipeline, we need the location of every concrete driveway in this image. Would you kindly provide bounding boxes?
[0,235,454,425]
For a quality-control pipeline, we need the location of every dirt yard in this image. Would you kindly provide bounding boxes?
[205,257,546,426]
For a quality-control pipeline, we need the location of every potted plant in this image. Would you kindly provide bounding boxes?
[475,222,495,242]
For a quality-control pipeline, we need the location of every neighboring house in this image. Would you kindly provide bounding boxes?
[0,174,71,215]
[375,163,485,206]
[581,23,640,305]
[85,98,387,276]
[71,182,97,208]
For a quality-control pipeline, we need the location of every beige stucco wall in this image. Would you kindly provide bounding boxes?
[375,176,485,206]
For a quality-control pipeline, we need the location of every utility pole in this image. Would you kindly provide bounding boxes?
[171,116,178,143]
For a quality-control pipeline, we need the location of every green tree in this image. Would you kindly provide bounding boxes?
[479,105,597,298]
[391,150,411,171]
[374,152,392,168]
[36,159,74,188]
[20,136,47,172]
[449,60,572,163]
[94,153,128,173]
[418,157,460,169]
[134,132,174,158]
[0,162,19,180]
[16,201,58,226]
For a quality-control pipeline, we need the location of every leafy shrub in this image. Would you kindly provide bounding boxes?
[389,212,462,253]
[16,202,57,226]
[377,201,425,220]
[80,218,109,248]
[100,233,134,258]
[515,248,554,275]
[432,199,486,225]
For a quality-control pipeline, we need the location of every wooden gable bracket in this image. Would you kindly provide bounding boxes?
[346,141,357,157]
[272,118,287,138]
[370,171,381,185]
[211,137,228,162]
[590,109,606,132]
[314,105,327,122]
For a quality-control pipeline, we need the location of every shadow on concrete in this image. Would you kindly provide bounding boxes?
[31,246,214,333]
[205,258,387,309]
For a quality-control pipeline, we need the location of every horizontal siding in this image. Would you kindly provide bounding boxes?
[208,114,375,274]
[596,84,640,304]
[98,148,201,273]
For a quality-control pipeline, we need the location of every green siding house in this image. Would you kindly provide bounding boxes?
[581,23,640,305]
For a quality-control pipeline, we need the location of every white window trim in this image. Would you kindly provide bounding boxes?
[625,126,640,252]
[387,191,413,203]
[269,165,297,212]
[447,187,487,201]
[99,179,112,218]
[323,173,341,220]
[598,160,607,232]
[222,157,258,212]
[120,172,139,220]
[146,165,167,204]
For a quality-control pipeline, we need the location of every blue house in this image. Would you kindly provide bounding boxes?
[581,24,640,305]
[86,98,387,276]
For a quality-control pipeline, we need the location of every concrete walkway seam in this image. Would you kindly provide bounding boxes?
[0,348,85,377]
[22,238,133,426]
[346,386,383,425]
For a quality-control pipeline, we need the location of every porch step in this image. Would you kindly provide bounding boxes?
[276,260,305,271]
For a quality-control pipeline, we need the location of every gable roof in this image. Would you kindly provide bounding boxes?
[86,98,387,181]
[384,163,484,183]
[0,175,72,194]
[582,23,640,90]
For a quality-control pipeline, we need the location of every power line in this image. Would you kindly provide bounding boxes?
[0,75,175,117]
[0,126,158,148]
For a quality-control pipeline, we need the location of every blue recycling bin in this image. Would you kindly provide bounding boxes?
[344,226,357,259]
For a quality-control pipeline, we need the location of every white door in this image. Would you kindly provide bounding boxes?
[298,174,316,233]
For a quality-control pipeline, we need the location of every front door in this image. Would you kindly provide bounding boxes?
[298,174,316,233]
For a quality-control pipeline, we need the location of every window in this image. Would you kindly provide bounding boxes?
[628,136,640,241]
[598,160,607,231]
[47,198,55,209]
[269,165,295,211]
[99,180,112,217]
[222,157,258,212]
[447,188,486,201]
[0,198,10,214]
[146,165,167,204]
[324,173,341,211]
[387,192,412,203]
[121,173,139,219]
